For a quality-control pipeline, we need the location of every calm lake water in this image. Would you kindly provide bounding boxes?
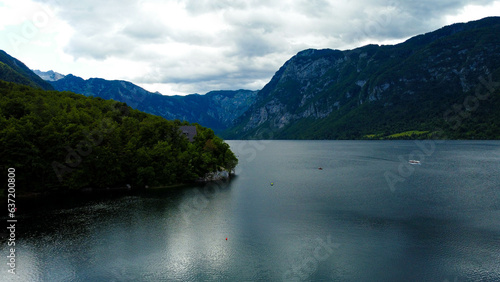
[2,141,500,281]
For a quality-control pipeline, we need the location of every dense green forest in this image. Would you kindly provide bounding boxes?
[0,81,237,194]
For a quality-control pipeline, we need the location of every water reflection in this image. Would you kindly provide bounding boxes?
[1,141,499,281]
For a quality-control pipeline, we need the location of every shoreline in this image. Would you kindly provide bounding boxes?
[0,173,236,200]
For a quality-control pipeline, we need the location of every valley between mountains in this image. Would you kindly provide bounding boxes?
[6,17,500,140]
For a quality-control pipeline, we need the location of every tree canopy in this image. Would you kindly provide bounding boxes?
[0,81,238,193]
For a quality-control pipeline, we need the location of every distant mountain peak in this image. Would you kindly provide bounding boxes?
[33,69,66,81]
[0,50,54,90]
[48,73,258,133]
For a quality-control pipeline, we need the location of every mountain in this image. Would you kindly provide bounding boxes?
[49,74,258,133]
[33,69,65,81]
[222,17,500,140]
[0,50,54,90]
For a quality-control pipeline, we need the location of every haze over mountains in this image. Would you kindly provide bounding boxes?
[2,17,500,139]
[32,71,258,134]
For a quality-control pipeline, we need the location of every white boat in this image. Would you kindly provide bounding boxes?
[408,160,421,165]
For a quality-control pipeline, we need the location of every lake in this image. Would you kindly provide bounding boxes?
[2,140,500,281]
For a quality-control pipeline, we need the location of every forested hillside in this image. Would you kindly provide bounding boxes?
[0,50,54,90]
[0,81,237,193]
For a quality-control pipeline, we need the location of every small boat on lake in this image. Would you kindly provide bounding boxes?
[408,160,421,165]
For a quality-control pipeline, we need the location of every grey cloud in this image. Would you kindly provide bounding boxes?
[298,0,333,17]
[157,74,271,95]
[46,0,156,59]
[122,19,169,41]
[398,0,494,18]
[223,9,283,33]
[135,49,283,94]
[137,56,231,84]
[168,30,220,46]
[65,34,134,60]
[53,0,139,33]
[228,30,285,57]
[36,0,500,94]
[369,0,496,37]
[183,0,259,15]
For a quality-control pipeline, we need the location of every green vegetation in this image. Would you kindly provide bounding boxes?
[0,62,38,88]
[363,133,384,139]
[386,131,430,139]
[364,131,431,140]
[0,50,54,90]
[50,74,258,134]
[0,81,237,194]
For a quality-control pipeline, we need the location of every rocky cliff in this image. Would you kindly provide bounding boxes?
[33,70,66,82]
[223,17,500,139]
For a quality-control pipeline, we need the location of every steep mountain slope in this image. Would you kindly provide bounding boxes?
[49,74,257,133]
[223,17,500,139]
[0,50,54,90]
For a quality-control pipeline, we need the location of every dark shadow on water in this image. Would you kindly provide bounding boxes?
[1,175,238,219]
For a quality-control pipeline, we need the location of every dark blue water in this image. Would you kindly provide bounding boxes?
[2,141,499,281]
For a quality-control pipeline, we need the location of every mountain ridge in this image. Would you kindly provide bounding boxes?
[0,50,54,90]
[48,73,258,133]
[4,17,499,139]
[33,69,65,81]
[222,17,500,139]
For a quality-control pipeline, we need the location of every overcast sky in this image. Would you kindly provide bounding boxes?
[0,0,499,95]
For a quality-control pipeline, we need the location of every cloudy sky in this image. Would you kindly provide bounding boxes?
[0,0,499,95]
